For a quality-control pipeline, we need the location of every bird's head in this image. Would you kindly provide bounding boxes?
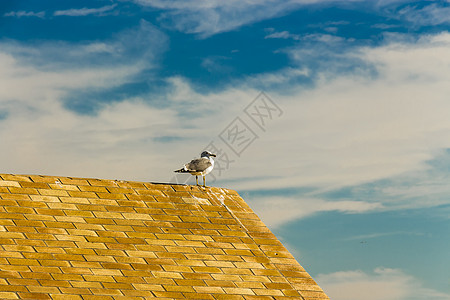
[201,151,216,158]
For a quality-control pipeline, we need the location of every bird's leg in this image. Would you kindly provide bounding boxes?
[203,176,206,187]
[195,176,198,186]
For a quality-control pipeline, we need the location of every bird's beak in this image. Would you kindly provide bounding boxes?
[211,153,217,157]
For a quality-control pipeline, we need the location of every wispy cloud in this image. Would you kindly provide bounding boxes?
[247,196,383,228]
[317,268,450,300]
[4,11,45,18]
[201,56,233,73]
[397,3,450,26]
[0,19,167,114]
[265,29,300,40]
[1,19,166,68]
[54,4,117,17]
[131,0,355,37]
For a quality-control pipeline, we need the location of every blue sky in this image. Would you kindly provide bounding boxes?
[1,0,450,299]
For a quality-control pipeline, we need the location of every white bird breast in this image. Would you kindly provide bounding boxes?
[203,164,214,175]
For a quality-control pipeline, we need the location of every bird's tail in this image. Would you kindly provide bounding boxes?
[174,167,188,173]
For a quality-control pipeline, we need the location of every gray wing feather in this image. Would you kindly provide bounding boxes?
[185,157,212,172]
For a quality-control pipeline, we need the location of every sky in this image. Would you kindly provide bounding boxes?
[1,0,450,299]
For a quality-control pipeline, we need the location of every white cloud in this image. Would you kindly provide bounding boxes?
[0,50,177,180]
[246,196,383,228]
[54,4,117,17]
[4,11,45,18]
[317,268,450,300]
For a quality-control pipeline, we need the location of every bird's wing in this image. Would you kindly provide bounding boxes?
[185,157,212,172]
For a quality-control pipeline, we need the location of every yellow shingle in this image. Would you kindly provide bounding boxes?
[0,181,21,187]
[0,173,329,300]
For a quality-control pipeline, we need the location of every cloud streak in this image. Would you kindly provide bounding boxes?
[54,4,117,17]
[4,11,45,18]
[246,196,383,228]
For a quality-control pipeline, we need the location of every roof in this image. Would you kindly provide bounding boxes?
[0,174,329,300]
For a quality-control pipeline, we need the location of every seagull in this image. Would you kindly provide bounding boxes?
[174,151,216,186]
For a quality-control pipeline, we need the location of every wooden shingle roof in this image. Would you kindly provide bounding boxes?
[0,174,329,300]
